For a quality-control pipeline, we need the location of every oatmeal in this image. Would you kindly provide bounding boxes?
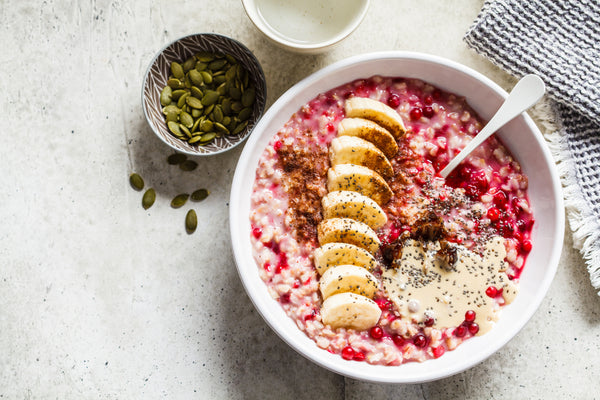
[250,76,534,365]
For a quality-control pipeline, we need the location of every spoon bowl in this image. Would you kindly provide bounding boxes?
[439,74,546,178]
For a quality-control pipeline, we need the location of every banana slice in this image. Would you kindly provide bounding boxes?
[344,97,406,138]
[318,217,380,255]
[322,190,387,230]
[337,117,399,159]
[319,265,379,300]
[320,292,382,330]
[329,136,394,179]
[327,163,393,206]
[313,242,377,275]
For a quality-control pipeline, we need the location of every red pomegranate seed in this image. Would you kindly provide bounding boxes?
[326,122,335,133]
[493,190,508,209]
[454,325,467,338]
[485,286,498,297]
[423,105,434,118]
[263,262,271,272]
[252,227,262,239]
[487,207,500,222]
[387,93,401,108]
[424,317,435,327]
[413,333,427,348]
[465,310,476,323]
[280,292,291,303]
[273,140,283,151]
[369,326,384,340]
[521,240,532,253]
[468,322,480,335]
[409,107,423,121]
[432,345,445,358]
[353,351,366,362]
[424,94,434,105]
[341,346,355,360]
[392,334,405,347]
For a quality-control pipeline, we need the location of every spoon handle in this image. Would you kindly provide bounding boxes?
[439,74,546,178]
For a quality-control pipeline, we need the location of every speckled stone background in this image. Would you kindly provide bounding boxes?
[1,0,599,399]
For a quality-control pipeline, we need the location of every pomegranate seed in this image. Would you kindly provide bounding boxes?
[468,322,480,335]
[326,122,335,133]
[413,333,427,348]
[304,309,316,321]
[369,326,384,340]
[493,190,508,209]
[424,317,435,327]
[521,240,532,253]
[487,207,500,222]
[465,310,476,323]
[252,227,262,239]
[275,253,288,273]
[263,262,271,272]
[273,140,283,151]
[432,345,445,358]
[341,346,355,360]
[423,105,434,118]
[387,94,401,108]
[280,292,291,303]
[353,351,365,362]
[392,334,405,347]
[424,95,433,105]
[409,107,423,121]
[454,325,467,338]
[432,89,442,100]
[485,286,498,297]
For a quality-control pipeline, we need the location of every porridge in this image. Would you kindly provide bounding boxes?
[249,76,534,365]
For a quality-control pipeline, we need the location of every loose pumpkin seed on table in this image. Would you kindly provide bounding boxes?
[159,51,257,146]
[171,193,190,208]
[129,173,144,191]
[142,188,156,210]
[185,209,198,234]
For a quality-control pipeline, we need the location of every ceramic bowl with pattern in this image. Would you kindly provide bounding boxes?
[142,33,266,156]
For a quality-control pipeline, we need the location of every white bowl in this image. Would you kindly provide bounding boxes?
[241,0,370,53]
[229,52,564,383]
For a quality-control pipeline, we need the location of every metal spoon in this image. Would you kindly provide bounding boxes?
[439,74,546,178]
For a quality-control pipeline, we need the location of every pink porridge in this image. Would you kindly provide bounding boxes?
[250,76,534,365]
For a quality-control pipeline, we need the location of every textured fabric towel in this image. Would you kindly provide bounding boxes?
[464,0,600,294]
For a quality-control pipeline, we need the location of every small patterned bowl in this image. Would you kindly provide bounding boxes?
[142,33,267,156]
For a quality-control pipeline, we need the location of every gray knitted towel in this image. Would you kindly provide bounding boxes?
[464,0,600,294]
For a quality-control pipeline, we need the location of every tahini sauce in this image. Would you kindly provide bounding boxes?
[382,237,517,335]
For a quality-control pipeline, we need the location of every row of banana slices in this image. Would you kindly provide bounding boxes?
[314,97,407,331]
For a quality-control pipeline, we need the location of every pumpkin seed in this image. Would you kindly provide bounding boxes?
[213,105,224,123]
[196,52,214,62]
[200,132,217,142]
[180,160,198,171]
[142,188,156,210]
[188,69,203,86]
[191,188,209,201]
[180,111,194,128]
[179,124,192,138]
[191,108,202,118]
[208,59,227,70]
[200,119,213,132]
[167,78,184,89]
[229,86,242,100]
[129,173,144,191]
[177,92,190,108]
[167,153,187,165]
[232,120,248,135]
[200,71,213,85]
[195,61,208,71]
[165,111,178,122]
[201,90,219,106]
[171,62,184,79]
[191,86,203,99]
[188,135,203,144]
[171,193,190,208]
[171,89,187,100]
[186,96,204,109]
[214,122,229,134]
[242,87,256,107]
[182,57,196,72]
[238,107,252,121]
[163,105,181,115]
[185,209,198,234]
[168,121,182,136]
[160,86,172,106]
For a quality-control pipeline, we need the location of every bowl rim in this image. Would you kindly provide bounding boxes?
[241,0,371,52]
[141,32,267,156]
[229,51,565,383]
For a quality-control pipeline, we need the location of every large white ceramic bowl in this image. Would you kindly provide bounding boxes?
[229,52,564,383]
